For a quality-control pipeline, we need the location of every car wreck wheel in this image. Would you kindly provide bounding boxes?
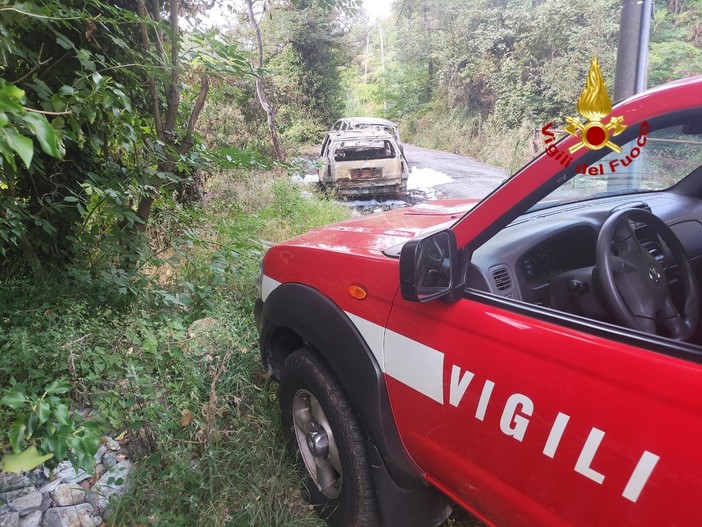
[280,347,380,526]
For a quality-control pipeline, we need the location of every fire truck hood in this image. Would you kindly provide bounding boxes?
[283,199,479,254]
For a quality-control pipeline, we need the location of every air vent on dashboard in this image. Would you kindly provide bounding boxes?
[492,266,513,292]
[642,241,666,269]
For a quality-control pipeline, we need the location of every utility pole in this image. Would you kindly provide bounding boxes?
[614,0,653,101]
[612,0,653,191]
[378,22,385,73]
[364,31,370,84]
[378,21,387,114]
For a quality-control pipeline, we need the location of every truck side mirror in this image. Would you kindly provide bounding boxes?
[400,230,461,302]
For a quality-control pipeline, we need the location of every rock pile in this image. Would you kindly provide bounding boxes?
[0,437,132,527]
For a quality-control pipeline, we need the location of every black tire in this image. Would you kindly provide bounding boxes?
[280,347,381,527]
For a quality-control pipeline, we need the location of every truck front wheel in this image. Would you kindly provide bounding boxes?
[280,347,381,526]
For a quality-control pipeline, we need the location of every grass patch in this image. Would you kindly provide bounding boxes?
[402,105,536,173]
[0,169,351,526]
[1,168,485,526]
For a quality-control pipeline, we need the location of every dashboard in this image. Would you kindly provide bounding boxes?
[520,226,596,286]
[468,192,702,319]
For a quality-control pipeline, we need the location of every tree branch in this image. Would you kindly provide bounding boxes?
[164,0,181,136]
[137,0,163,138]
[247,0,265,71]
[0,7,82,20]
[150,0,166,61]
[24,107,72,116]
[179,73,209,155]
[13,44,50,84]
[245,0,285,162]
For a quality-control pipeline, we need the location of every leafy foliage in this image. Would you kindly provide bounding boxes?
[649,2,702,85]
[379,0,619,128]
[1,380,101,473]
[352,0,701,169]
[212,0,357,154]
[0,168,350,524]
[0,0,252,277]
[1,1,140,267]
[1,2,699,526]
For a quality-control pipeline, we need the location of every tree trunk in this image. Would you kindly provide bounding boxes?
[423,4,433,100]
[134,74,210,228]
[5,167,43,280]
[245,0,286,162]
[133,0,209,230]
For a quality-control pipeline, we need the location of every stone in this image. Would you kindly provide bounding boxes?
[76,482,90,493]
[85,461,132,517]
[186,318,219,357]
[0,475,32,493]
[187,317,218,337]
[37,480,61,498]
[17,510,40,527]
[25,470,47,488]
[38,495,50,514]
[52,484,85,507]
[100,454,116,470]
[102,438,119,453]
[49,463,90,486]
[76,503,102,527]
[0,488,42,515]
[92,447,106,466]
[0,508,19,527]
[41,504,100,527]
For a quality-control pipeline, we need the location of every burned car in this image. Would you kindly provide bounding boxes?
[318,129,408,198]
[331,116,402,145]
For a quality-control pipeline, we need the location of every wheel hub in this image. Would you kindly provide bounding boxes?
[292,388,343,499]
[305,422,329,458]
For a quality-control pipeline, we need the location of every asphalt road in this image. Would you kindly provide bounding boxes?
[404,143,509,200]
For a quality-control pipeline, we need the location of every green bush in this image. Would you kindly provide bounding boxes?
[1,380,101,473]
[0,166,350,525]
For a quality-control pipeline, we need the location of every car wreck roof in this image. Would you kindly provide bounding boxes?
[328,129,395,140]
[342,117,397,126]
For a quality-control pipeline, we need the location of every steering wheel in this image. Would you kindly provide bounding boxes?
[595,208,700,340]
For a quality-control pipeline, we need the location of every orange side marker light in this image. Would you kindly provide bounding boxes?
[348,285,367,300]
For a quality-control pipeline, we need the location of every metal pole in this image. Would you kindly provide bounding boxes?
[613,0,643,102]
[635,0,653,93]
[611,0,653,191]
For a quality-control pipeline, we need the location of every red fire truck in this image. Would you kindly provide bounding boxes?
[256,76,702,527]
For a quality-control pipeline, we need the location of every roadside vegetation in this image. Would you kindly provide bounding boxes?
[357,0,702,172]
[0,0,354,524]
[1,0,701,525]
[2,166,351,524]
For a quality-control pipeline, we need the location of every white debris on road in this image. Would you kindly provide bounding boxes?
[407,166,454,191]
[342,199,408,208]
[292,164,455,213]
[294,165,453,193]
